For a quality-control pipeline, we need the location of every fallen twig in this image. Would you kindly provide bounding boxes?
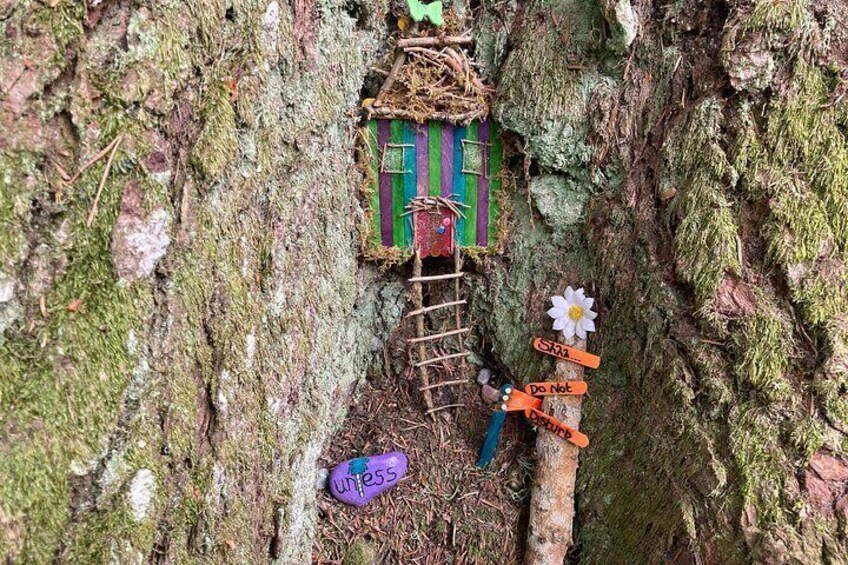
[85,135,123,228]
[366,105,487,125]
[67,136,121,186]
[377,50,407,102]
[398,36,474,48]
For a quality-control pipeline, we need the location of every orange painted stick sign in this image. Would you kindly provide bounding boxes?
[526,408,589,448]
[500,383,589,449]
[533,337,601,369]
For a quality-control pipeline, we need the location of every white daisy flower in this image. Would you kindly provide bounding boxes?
[547,286,597,340]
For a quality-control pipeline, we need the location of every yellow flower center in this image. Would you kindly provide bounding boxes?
[568,305,584,321]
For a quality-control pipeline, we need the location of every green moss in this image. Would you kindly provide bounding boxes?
[729,402,795,527]
[729,64,848,338]
[790,416,825,463]
[0,137,148,562]
[732,102,764,184]
[743,0,812,36]
[191,82,239,180]
[763,176,831,266]
[790,268,848,327]
[63,492,154,563]
[665,98,740,307]
[494,0,617,171]
[690,342,734,414]
[187,0,228,51]
[34,1,85,53]
[733,311,793,403]
[764,64,848,252]
[814,373,848,432]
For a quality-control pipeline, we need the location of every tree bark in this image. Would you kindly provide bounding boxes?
[2,0,848,563]
[0,1,401,562]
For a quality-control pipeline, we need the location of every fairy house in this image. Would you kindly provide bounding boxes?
[358,29,507,415]
[360,35,505,260]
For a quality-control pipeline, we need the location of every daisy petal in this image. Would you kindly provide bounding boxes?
[576,324,587,339]
[585,309,598,320]
[553,317,566,331]
[574,288,585,302]
[564,287,575,302]
[563,320,576,339]
[551,296,567,310]
[583,297,594,310]
[547,307,565,319]
[581,318,595,333]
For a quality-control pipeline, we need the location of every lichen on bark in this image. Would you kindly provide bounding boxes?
[1,0,399,562]
[3,0,848,563]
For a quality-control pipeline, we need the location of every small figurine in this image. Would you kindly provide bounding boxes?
[326,451,408,507]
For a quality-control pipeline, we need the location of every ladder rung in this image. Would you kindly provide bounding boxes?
[415,351,471,367]
[408,272,464,283]
[418,378,469,391]
[407,328,471,344]
[405,300,467,318]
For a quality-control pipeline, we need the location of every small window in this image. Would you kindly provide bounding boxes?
[380,144,413,174]
[461,140,487,176]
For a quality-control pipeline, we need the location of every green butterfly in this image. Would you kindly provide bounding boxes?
[407,0,444,26]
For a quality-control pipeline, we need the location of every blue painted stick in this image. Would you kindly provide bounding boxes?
[476,384,513,468]
[476,409,506,468]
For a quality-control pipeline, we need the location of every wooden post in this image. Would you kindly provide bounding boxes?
[454,247,465,350]
[411,250,435,413]
[525,336,586,564]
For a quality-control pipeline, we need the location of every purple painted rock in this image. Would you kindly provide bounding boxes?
[328,451,408,507]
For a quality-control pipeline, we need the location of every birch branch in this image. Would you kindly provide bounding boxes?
[525,336,586,564]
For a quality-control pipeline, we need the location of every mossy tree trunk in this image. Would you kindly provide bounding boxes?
[1,1,402,563]
[2,0,847,564]
[478,0,848,562]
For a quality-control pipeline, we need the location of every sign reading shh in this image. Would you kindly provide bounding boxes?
[533,337,601,369]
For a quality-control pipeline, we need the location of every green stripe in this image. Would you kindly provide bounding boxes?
[367,121,381,248]
[464,121,479,247]
[488,122,503,246]
[390,120,406,248]
[428,121,441,197]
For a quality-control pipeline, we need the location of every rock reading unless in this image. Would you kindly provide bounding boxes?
[328,451,408,507]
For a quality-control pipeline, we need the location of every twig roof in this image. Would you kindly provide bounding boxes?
[365,32,492,125]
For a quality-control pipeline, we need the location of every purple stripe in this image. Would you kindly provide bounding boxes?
[378,120,393,246]
[477,120,490,246]
[441,122,454,198]
[416,123,428,197]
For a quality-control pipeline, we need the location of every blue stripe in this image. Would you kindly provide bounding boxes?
[403,122,417,246]
[452,125,467,244]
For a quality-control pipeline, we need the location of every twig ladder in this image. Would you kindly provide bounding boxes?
[408,248,470,416]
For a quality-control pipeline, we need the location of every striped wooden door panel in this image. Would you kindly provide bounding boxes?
[364,119,503,253]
